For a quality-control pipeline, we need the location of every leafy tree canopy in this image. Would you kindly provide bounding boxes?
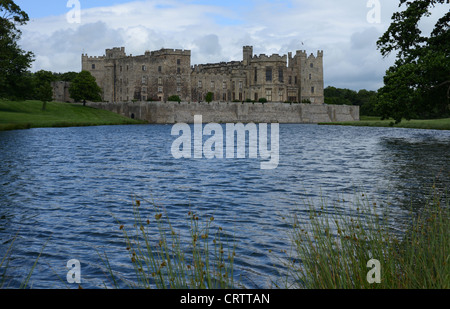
[69,71,102,103]
[376,0,450,123]
[0,0,34,99]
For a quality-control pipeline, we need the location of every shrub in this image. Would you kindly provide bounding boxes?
[168,95,181,102]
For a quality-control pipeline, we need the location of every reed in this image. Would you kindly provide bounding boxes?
[285,187,449,289]
[115,199,237,289]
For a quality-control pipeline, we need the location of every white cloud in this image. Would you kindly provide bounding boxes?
[16,0,448,91]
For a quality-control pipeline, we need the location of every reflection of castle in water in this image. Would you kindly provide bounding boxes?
[81,46,324,104]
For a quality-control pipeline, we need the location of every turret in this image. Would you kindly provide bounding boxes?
[243,46,253,66]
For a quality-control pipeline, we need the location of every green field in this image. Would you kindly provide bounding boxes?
[0,100,146,131]
[320,116,450,130]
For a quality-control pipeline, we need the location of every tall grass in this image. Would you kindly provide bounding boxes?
[286,188,449,289]
[0,232,47,289]
[114,199,237,289]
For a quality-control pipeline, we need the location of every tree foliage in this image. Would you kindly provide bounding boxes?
[168,95,181,102]
[205,92,213,103]
[34,70,56,110]
[324,86,379,116]
[69,71,102,103]
[376,0,450,122]
[0,0,34,99]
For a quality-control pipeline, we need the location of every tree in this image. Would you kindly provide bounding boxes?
[205,92,213,103]
[0,0,34,99]
[34,70,56,110]
[69,71,102,105]
[53,71,79,82]
[376,0,450,123]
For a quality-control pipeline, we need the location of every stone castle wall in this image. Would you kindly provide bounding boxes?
[87,101,360,124]
[81,46,325,105]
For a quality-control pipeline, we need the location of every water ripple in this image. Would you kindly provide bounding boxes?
[0,124,449,288]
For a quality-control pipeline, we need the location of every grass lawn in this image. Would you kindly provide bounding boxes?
[319,116,450,130]
[0,100,146,131]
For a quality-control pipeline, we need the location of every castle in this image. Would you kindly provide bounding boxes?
[81,46,324,104]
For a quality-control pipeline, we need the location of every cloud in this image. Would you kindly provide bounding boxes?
[16,0,448,90]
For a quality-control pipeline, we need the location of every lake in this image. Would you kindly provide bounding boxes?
[0,124,449,289]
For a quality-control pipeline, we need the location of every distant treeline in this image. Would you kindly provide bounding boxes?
[324,86,379,117]
[4,71,79,101]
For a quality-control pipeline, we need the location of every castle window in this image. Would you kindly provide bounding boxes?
[158,77,162,85]
[158,66,162,72]
[309,74,312,80]
[142,65,146,71]
[310,63,313,68]
[266,89,272,101]
[158,86,163,93]
[289,76,292,84]
[254,67,257,82]
[211,81,215,89]
[295,76,298,84]
[177,67,181,74]
[198,80,202,88]
[223,81,227,89]
[92,64,96,70]
[177,59,181,65]
[223,93,227,101]
[311,87,315,94]
[279,89,284,101]
[278,68,284,83]
[177,86,181,93]
[266,67,272,82]
[239,81,243,89]
[142,76,147,84]
[177,77,181,84]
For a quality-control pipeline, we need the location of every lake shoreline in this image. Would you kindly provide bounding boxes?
[319,116,450,130]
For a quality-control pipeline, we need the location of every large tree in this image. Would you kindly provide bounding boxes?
[0,0,34,99]
[69,71,102,105]
[34,70,56,110]
[376,0,450,123]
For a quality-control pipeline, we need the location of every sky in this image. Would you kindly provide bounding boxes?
[13,0,449,91]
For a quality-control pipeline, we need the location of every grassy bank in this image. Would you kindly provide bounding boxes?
[0,100,146,131]
[319,116,450,130]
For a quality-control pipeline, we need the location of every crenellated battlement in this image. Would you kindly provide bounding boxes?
[252,53,287,62]
[150,48,191,57]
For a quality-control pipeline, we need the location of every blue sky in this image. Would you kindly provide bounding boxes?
[12,0,449,91]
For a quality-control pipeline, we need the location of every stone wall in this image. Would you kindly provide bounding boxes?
[87,101,359,124]
[51,81,74,103]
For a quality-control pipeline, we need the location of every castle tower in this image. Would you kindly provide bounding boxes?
[243,46,253,66]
